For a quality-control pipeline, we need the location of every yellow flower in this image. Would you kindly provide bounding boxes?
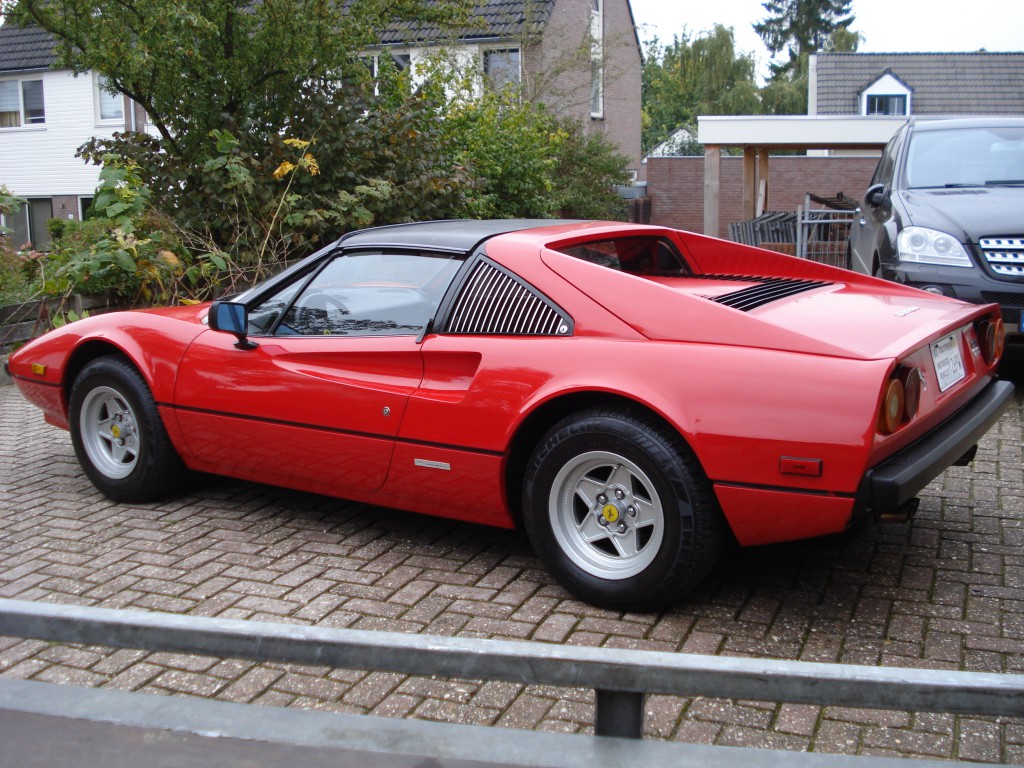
[284,138,312,149]
[302,154,320,176]
[159,250,182,270]
[273,161,296,179]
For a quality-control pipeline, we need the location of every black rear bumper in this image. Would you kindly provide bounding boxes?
[854,379,1016,518]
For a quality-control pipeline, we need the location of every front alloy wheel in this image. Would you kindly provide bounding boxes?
[78,385,141,480]
[69,356,185,502]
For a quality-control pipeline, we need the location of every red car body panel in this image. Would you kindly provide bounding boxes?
[7,222,1011,548]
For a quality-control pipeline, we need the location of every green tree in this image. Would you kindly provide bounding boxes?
[759,22,860,115]
[754,0,856,78]
[641,25,761,152]
[0,0,467,159]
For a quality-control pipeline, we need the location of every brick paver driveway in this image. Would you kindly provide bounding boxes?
[2,361,1023,762]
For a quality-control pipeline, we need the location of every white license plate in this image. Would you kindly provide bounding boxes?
[930,333,966,392]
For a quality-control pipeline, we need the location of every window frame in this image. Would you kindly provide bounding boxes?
[250,248,467,339]
[866,94,907,116]
[589,0,604,118]
[94,72,125,125]
[0,76,46,129]
[483,47,522,92]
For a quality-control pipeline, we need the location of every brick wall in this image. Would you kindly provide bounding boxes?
[646,155,880,234]
[531,0,643,176]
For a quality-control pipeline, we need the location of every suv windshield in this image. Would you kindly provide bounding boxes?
[905,126,1024,189]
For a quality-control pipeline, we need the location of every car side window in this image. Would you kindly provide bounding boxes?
[271,250,463,337]
[871,134,899,187]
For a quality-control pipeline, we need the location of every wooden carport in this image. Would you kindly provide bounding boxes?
[696,116,909,237]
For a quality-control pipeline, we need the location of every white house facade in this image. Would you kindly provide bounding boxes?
[0,24,142,249]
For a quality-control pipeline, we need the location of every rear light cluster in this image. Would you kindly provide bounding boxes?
[878,365,922,435]
[975,316,1005,365]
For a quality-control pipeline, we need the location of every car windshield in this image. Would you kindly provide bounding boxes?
[905,126,1024,189]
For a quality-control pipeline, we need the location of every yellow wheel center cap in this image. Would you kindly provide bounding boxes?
[601,504,619,523]
[110,424,121,439]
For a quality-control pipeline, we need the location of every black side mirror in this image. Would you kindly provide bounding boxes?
[209,301,257,350]
[865,183,887,208]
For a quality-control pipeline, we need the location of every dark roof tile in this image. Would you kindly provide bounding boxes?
[379,0,554,44]
[0,23,57,72]
[814,52,1024,115]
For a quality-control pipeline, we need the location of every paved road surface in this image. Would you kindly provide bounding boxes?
[1,362,1022,762]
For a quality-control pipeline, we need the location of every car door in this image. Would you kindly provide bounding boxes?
[172,248,463,496]
[851,130,901,275]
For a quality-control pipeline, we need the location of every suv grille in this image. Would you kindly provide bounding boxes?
[980,238,1024,278]
[981,291,1024,308]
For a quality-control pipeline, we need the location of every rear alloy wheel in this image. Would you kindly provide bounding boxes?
[69,356,185,502]
[523,407,724,610]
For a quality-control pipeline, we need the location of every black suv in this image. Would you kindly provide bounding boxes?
[849,117,1024,334]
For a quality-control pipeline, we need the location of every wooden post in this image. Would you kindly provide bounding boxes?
[703,145,721,238]
[757,148,771,215]
[742,147,756,222]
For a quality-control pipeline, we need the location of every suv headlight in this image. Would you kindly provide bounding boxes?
[896,227,972,268]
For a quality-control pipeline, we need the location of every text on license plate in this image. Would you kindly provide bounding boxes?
[930,333,966,392]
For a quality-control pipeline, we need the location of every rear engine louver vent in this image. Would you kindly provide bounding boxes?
[443,260,571,336]
[704,275,830,311]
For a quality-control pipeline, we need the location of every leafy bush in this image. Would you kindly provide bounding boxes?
[80,84,480,271]
[43,158,189,303]
[0,185,46,305]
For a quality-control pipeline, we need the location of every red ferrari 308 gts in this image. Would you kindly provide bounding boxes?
[6,220,1014,609]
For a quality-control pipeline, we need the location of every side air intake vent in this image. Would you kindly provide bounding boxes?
[705,275,830,311]
[443,259,572,336]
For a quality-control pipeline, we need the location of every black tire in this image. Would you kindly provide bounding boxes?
[68,356,185,502]
[522,406,725,611]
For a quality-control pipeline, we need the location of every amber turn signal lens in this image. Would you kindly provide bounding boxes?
[878,377,905,434]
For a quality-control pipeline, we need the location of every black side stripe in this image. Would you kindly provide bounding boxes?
[161,402,504,457]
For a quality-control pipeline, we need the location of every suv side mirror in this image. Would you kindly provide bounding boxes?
[865,183,887,208]
[209,301,257,350]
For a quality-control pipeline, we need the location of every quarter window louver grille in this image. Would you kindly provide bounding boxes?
[702,275,830,311]
[444,260,570,336]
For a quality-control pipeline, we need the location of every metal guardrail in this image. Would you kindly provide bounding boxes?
[2,598,1024,743]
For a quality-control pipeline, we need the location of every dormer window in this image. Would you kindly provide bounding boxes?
[860,70,912,116]
[867,94,907,115]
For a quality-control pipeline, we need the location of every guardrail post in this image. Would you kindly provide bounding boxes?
[594,689,644,739]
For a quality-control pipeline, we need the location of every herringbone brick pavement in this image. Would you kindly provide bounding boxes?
[1,369,1022,761]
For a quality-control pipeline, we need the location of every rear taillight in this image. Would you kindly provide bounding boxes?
[976,316,1005,365]
[878,365,921,435]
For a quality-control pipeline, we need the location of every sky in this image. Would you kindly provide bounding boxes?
[628,0,1024,78]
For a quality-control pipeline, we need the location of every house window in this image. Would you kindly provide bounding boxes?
[95,73,124,123]
[590,0,603,118]
[484,48,520,91]
[1,197,52,251]
[867,94,907,116]
[0,78,45,128]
